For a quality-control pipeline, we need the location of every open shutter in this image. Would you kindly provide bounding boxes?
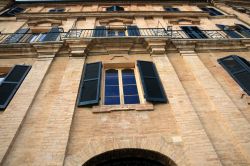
[93,26,107,37]
[42,27,61,42]
[218,55,250,95]
[181,26,207,39]
[78,62,102,106]
[127,26,141,36]
[235,24,250,38]
[4,28,29,43]
[137,61,167,103]
[217,24,243,38]
[0,65,31,110]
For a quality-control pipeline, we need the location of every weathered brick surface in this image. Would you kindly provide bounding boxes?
[0,58,52,165]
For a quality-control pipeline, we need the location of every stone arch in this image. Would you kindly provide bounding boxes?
[64,137,188,166]
[82,148,177,166]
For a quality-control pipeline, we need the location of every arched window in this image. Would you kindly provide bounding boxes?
[106,5,124,12]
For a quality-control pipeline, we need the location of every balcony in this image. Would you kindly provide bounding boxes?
[0,28,250,45]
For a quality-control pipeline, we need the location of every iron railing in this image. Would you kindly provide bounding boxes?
[0,28,250,44]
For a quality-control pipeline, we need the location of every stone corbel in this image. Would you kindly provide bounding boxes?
[66,39,92,57]
[144,38,168,55]
[172,40,197,56]
[32,42,63,59]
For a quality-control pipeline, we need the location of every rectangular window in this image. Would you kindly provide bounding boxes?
[218,55,250,95]
[4,28,30,43]
[104,69,140,105]
[200,7,223,16]
[0,65,31,110]
[217,24,243,38]
[181,26,207,39]
[1,6,24,17]
[164,7,180,12]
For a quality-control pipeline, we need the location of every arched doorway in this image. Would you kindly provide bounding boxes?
[83,148,177,166]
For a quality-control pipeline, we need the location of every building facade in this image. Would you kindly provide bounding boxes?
[0,0,250,165]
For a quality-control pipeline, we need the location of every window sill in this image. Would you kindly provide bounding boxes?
[92,104,154,113]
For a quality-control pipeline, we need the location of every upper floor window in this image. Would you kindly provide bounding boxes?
[104,69,140,105]
[217,24,250,38]
[48,8,65,13]
[0,65,31,110]
[77,61,167,107]
[218,55,250,95]
[106,6,124,12]
[93,26,140,37]
[1,6,24,17]
[200,7,223,16]
[181,26,208,39]
[164,7,180,12]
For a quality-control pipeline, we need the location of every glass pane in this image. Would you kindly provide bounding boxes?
[222,57,244,73]
[122,75,136,84]
[124,95,140,104]
[105,85,119,96]
[105,97,120,105]
[105,76,119,85]
[123,85,138,95]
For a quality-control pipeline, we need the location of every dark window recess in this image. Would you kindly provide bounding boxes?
[217,24,243,38]
[0,65,31,110]
[235,24,250,38]
[4,28,30,43]
[42,27,62,42]
[200,7,223,16]
[78,62,102,106]
[48,8,65,13]
[137,61,167,103]
[127,26,141,36]
[164,7,180,12]
[181,26,207,39]
[218,55,250,95]
[1,6,24,17]
[106,6,124,12]
[93,26,107,37]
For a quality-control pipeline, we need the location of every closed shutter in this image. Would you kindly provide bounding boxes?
[4,28,29,43]
[217,24,243,38]
[42,27,61,42]
[137,61,167,103]
[78,62,102,106]
[1,6,24,17]
[0,65,31,110]
[218,55,250,95]
[93,26,107,37]
[127,26,141,36]
[181,26,207,39]
[235,24,250,38]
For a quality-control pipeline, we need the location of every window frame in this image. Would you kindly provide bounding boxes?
[101,66,143,106]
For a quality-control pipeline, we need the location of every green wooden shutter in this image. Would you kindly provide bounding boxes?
[137,60,167,103]
[4,28,30,43]
[0,65,31,110]
[77,62,102,106]
[218,55,250,95]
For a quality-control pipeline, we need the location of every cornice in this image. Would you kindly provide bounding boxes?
[17,11,209,19]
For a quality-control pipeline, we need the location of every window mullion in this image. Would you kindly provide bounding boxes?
[119,69,124,105]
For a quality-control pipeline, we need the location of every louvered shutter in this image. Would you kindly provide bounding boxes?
[137,61,167,103]
[127,26,141,36]
[181,26,207,39]
[218,55,250,95]
[78,62,102,106]
[235,24,250,38]
[42,27,61,42]
[0,65,31,110]
[217,24,243,38]
[4,28,29,43]
[93,26,107,37]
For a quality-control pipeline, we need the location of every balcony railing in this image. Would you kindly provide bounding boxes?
[0,28,249,44]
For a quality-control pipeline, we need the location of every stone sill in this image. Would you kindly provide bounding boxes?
[92,104,154,113]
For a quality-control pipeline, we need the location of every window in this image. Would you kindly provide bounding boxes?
[235,24,250,38]
[0,65,31,110]
[164,7,180,12]
[93,26,141,37]
[3,28,30,44]
[181,26,207,39]
[48,8,65,13]
[218,55,250,95]
[107,29,125,36]
[106,6,124,12]
[217,24,244,38]
[77,61,167,107]
[104,69,140,105]
[200,7,223,16]
[1,6,24,17]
